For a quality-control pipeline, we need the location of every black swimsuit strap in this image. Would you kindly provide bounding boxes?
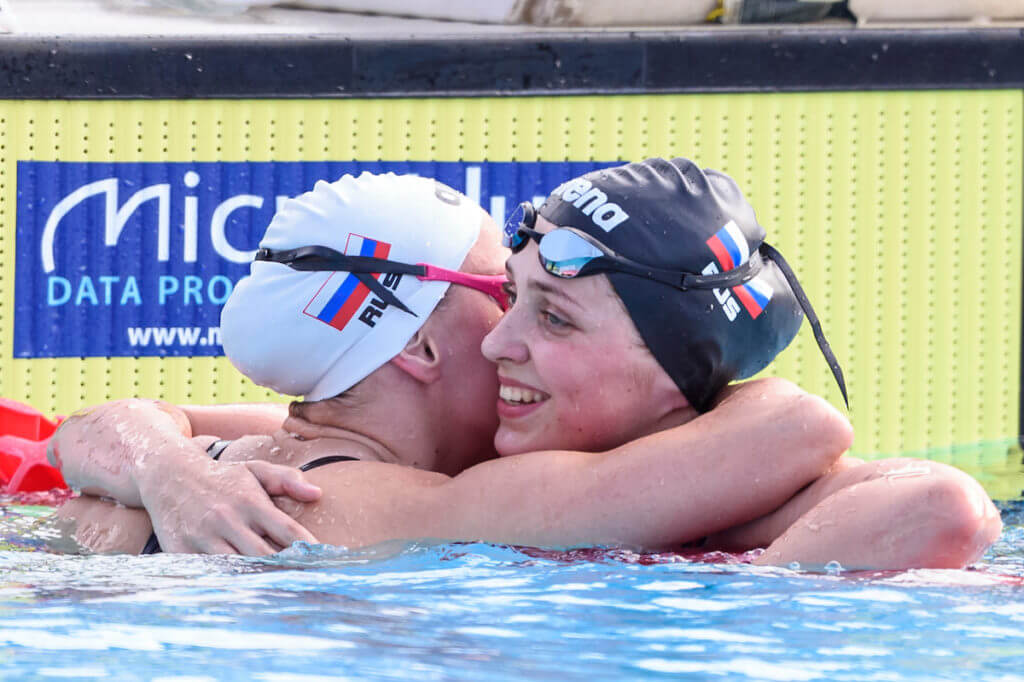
[140,530,162,555]
[299,455,360,472]
[140,449,360,556]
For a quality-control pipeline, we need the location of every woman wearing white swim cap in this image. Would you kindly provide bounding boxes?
[52,165,999,569]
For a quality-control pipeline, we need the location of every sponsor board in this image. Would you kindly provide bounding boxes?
[15,160,617,358]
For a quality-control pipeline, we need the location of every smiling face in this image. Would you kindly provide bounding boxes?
[481,215,691,456]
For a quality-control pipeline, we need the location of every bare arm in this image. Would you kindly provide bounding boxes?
[291,378,852,550]
[750,458,1002,570]
[179,403,289,439]
[50,400,291,503]
[50,399,201,505]
[51,400,321,554]
[53,453,328,555]
[55,497,154,554]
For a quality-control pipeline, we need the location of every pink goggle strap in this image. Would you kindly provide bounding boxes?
[417,264,509,311]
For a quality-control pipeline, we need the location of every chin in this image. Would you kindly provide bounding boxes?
[494,424,574,457]
[493,427,538,457]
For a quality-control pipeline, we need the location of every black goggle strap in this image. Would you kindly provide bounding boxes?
[677,257,760,291]
[509,226,544,252]
[540,225,757,291]
[578,255,759,292]
[760,243,849,409]
[520,201,538,228]
[255,246,421,316]
[351,272,416,316]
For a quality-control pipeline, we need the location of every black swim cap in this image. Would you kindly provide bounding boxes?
[538,157,844,412]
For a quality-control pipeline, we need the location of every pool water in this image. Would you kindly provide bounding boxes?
[1,499,1024,680]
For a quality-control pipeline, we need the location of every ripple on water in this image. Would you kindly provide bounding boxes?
[0,505,1022,680]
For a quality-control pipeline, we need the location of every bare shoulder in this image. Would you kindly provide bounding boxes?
[301,460,450,503]
[216,432,376,469]
[283,462,451,549]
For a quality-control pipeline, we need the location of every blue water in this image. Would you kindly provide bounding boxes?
[1,502,1024,681]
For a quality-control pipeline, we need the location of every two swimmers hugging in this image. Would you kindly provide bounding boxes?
[51,158,1000,570]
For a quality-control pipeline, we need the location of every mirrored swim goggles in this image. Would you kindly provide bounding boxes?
[503,201,849,408]
[503,201,763,292]
[255,245,510,313]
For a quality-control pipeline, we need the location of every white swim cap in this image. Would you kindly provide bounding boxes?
[221,172,482,400]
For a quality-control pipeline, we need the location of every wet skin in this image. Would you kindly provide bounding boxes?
[51,213,1000,568]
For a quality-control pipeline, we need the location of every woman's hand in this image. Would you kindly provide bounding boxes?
[138,458,323,555]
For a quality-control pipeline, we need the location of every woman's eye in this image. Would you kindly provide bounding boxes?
[502,284,516,307]
[543,311,568,328]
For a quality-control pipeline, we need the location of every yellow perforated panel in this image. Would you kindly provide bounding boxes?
[0,93,1020,475]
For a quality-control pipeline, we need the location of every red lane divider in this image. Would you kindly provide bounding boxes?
[0,399,68,493]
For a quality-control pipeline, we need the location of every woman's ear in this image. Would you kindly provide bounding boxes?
[390,328,443,385]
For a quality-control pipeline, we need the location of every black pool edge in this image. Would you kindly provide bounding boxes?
[0,28,1021,98]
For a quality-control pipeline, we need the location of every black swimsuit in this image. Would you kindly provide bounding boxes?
[139,440,358,555]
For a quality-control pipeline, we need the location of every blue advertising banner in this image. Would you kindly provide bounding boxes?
[14,160,616,358]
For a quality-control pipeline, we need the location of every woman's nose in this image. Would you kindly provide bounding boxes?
[481,307,529,364]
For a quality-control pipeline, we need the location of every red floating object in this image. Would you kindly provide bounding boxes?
[0,435,67,492]
[0,397,59,440]
[0,399,68,493]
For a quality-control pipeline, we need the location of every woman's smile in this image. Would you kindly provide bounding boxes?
[482,215,689,456]
[496,376,550,419]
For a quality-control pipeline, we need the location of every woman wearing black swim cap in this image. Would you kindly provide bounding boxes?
[484,157,1000,568]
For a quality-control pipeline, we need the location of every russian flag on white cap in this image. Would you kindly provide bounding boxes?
[303,234,392,332]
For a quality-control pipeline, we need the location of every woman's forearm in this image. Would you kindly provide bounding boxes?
[753,459,1002,570]
[55,495,155,554]
[178,403,288,439]
[437,378,853,548]
[299,378,853,551]
[50,399,209,506]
